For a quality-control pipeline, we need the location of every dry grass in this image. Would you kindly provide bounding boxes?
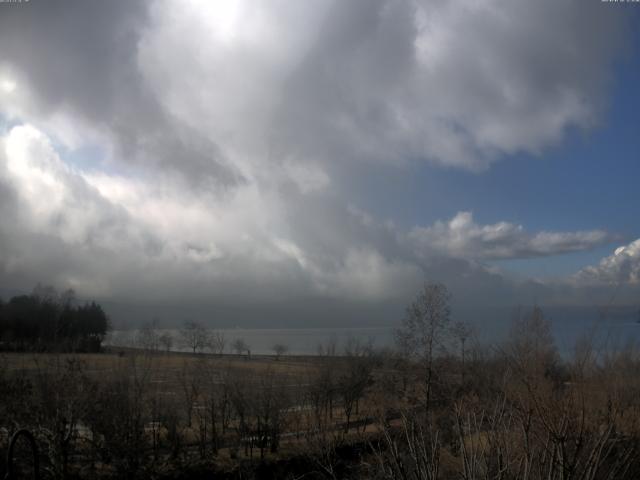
[0,349,318,376]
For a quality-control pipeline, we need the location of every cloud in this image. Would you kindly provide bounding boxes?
[0,125,619,309]
[2,125,153,252]
[407,212,613,260]
[0,124,422,303]
[0,0,634,323]
[574,239,640,286]
[0,0,241,187]
[265,0,627,170]
[0,0,629,180]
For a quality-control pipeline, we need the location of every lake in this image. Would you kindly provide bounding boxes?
[106,305,640,357]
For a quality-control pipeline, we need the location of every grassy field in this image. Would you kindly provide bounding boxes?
[0,347,379,439]
[1,347,384,475]
[0,348,320,377]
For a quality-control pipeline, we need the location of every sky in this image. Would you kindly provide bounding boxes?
[0,0,639,328]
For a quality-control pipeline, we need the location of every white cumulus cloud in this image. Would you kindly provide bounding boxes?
[407,212,613,260]
[574,239,640,286]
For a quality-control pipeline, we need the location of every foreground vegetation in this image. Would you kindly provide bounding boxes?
[1,284,639,479]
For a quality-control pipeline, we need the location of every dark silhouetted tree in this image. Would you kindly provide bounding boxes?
[396,282,451,410]
[180,320,209,354]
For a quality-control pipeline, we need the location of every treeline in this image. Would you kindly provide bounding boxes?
[0,285,109,352]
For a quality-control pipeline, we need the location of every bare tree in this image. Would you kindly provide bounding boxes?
[177,359,201,428]
[86,353,154,478]
[506,305,558,382]
[307,359,338,432]
[194,358,227,456]
[209,330,226,355]
[374,413,441,480]
[344,335,374,357]
[32,356,95,479]
[228,372,255,457]
[396,282,451,410]
[158,331,173,353]
[180,320,210,354]
[253,368,290,457]
[272,343,288,360]
[136,318,160,353]
[232,338,250,357]
[338,356,372,432]
[451,321,473,384]
[317,334,339,357]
